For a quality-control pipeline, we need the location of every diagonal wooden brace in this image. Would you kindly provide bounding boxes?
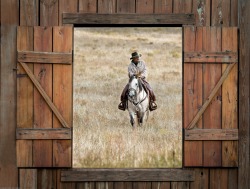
[19,62,70,128]
[186,62,236,130]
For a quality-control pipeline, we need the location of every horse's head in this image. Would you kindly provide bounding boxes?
[128,75,142,99]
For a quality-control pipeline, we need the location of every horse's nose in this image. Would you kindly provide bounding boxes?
[129,91,135,97]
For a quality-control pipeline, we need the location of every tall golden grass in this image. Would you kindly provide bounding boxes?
[73,27,182,168]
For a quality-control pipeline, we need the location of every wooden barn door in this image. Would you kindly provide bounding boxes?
[16,26,73,167]
[183,26,238,167]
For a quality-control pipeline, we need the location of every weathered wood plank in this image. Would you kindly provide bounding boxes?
[222,27,238,167]
[113,182,133,189]
[18,51,72,64]
[209,169,228,189]
[184,52,238,63]
[63,13,195,25]
[239,0,250,188]
[185,129,238,140]
[37,169,57,189]
[192,0,210,26]
[230,0,238,26]
[136,0,154,13]
[19,169,37,189]
[117,0,135,13]
[16,140,33,167]
[189,168,209,189]
[173,0,192,13]
[16,128,72,140]
[19,62,70,129]
[76,182,96,189]
[61,169,195,182]
[56,169,76,189]
[203,27,222,167]
[20,0,39,26]
[186,62,236,130]
[98,0,116,13]
[152,182,170,189]
[16,27,34,167]
[40,0,59,26]
[170,182,190,189]
[53,26,73,167]
[183,26,203,167]
[211,0,230,26]
[154,0,172,14]
[79,0,97,13]
[59,0,78,26]
[33,26,53,167]
[133,182,151,189]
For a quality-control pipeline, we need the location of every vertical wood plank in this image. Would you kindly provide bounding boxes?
[98,0,116,13]
[59,0,78,25]
[154,0,172,13]
[192,0,210,26]
[209,169,228,189]
[136,0,154,13]
[221,27,238,167]
[16,26,34,167]
[20,0,39,26]
[171,182,190,189]
[230,0,238,26]
[173,0,192,13]
[152,182,171,189]
[79,0,97,13]
[211,0,230,26]
[133,182,151,189]
[117,0,135,13]
[33,26,53,167]
[76,182,95,189]
[238,0,250,188]
[203,27,222,167]
[19,169,37,189]
[184,26,203,166]
[37,169,57,189]
[0,0,19,188]
[53,26,73,167]
[189,168,209,189]
[40,0,59,26]
[113,182,133,189]
[228,168,238,189]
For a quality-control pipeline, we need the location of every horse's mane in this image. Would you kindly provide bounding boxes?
[129,76,143,92]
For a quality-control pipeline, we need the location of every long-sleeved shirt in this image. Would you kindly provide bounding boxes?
[128,60,148,79]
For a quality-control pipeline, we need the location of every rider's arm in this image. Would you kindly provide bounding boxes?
[140,61,148,79]
[128,63,136,78]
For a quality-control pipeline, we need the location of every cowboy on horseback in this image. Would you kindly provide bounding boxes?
[118,52,157,111]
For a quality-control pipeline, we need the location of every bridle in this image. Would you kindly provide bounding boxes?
[128,79,148,107]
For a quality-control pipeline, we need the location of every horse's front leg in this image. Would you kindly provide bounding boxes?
[129,111,135,127]
[138,111,144,127]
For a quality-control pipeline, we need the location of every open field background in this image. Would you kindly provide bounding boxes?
[73,27,182,168]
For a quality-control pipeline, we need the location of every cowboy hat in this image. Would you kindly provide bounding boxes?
[130,52,142,60]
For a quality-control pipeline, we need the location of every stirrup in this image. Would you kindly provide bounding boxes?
[118,102,126,111]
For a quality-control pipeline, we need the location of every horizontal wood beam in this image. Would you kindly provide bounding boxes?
[63,13,195,25]
[16,128,71,139]
[18,51,72,64]
[19,62,70,128]
[185,129,238,140]
[184,52,238,63]
[61,169,195,182]
[186,63,236,130]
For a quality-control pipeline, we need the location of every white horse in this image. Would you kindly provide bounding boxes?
[127,76,149,127]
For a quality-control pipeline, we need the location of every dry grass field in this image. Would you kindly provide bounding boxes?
[73,27,182,168]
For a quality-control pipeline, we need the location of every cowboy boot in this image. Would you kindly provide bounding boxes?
[149,101,157,111]
[118,100,126,111]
